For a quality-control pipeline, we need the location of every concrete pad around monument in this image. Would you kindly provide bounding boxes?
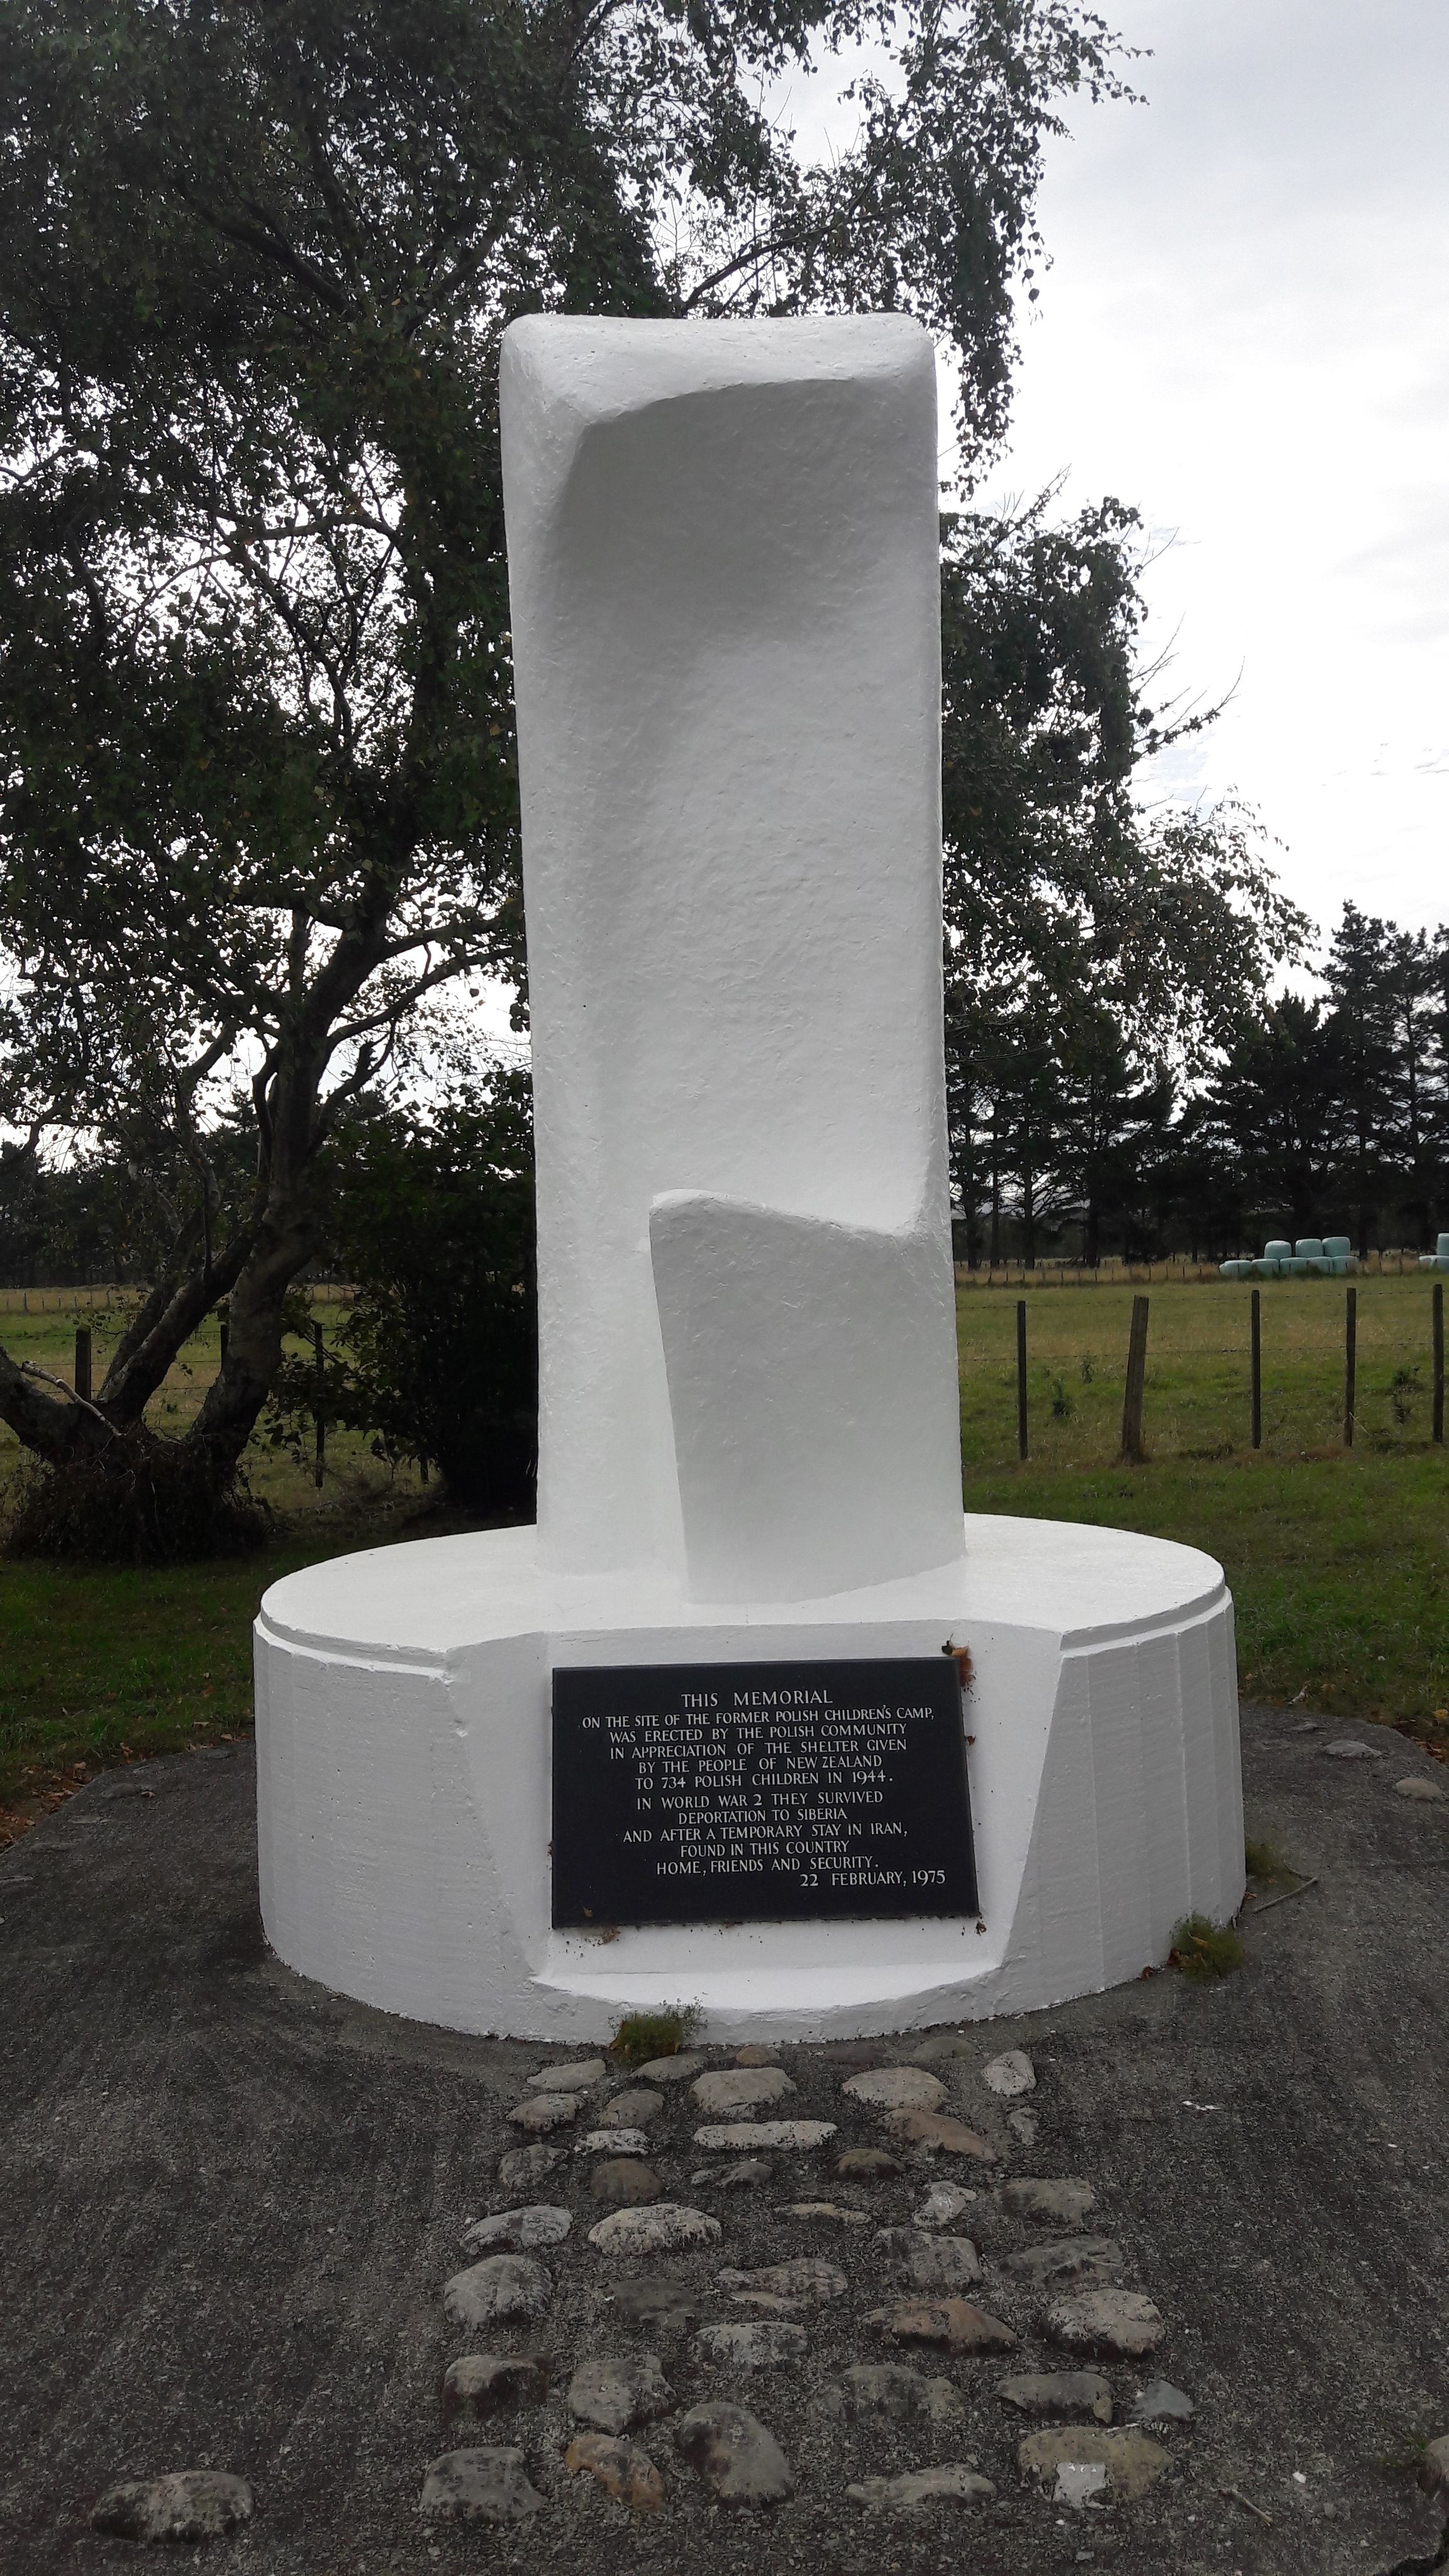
[255,1514,1242,2044]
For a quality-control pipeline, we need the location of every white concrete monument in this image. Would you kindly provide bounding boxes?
[255,316,1243,2041]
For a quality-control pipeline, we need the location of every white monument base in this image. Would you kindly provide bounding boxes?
[254,1514,1243,2045]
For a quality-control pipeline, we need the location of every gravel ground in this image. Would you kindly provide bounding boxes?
[0,1699,1446,2575]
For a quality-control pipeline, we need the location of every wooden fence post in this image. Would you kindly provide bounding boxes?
[1120,1294,1150,1463]
[1343,1285,1357,1448]
[74,1324,92,1402]
[1434,1282,1444,1446]
[313,1321,326,1489]
[1016,1299,1028,1461]
[1250,1289,1261,1450]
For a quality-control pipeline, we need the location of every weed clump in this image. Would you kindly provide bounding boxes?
[610,2003,702,2065]
[1244,1837,1296,1887]
[1167,1914,1246,1982]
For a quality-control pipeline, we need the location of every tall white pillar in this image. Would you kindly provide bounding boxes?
[501,317,963,1602]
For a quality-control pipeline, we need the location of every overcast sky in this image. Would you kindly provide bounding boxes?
[982,0,1449,949]
[780,0,1449,952]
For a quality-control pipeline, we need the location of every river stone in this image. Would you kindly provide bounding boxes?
[836,2146,902,2179]
[636,2052,707,2084]
[999,2177,1097,2226]
[443,2254,552,2333]
[1057,2461,1109,2508]
[711,2158,775,2189]
[441,2354,550,2424]
[588,2202,722,2257]
[999,2237,1125,2289]
[1131,2378,1195,2424]
[982,2047,1036,2097]
[718,2257,848,2307]
[691,2067,797,2114]
[1396,1774,1447,1801]
[878,2228,982,2290]
[782,2201,870,2226]
[91,2472,253,2543]
[996,2370,1113,2424]
[693,2120,836,2151]
[1418,2434,1449,2508]
[841,2065,945,2111]
[567,2351,673,2434]
[733,2043,780,2065]
[909,2031,977,2062]
[609,2275,701,2332]
[463,2205,572,2255]
[886,2109,997,2160]
[565,2433,665,2512]
[530,2058,608,2091]
[1324,1738,1381,1760]
[1008,2107,1039,2144]
[914,2180,977,2228]
[575,2128,652,2157]
[1045,2289,1165,2359]
[675,2402,794,2506]
[497,2142,565,2194]
[1018,2426,1169,2498]
[847,2465,996,2514]
[598,2087,664,2127]
[418,2447,545,2525]
[508,2091,584,2134]
[694,2319,807,2369]
[840,2364,963,2426]
[869,2297,1017,2353]
[589,2159,663,2206]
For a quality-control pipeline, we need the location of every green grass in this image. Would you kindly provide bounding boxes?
[958,1273,1449,1742]
[1,1274,1446,1817]
[0,1289,410,1520]
[0,1506,473,1810]
[958,1270,1445,1464]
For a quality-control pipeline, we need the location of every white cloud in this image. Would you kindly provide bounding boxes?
[986,0,1449,937]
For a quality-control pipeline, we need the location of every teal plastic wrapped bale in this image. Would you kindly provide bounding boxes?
[1323,1236,1353,1258]
[1263,1240,1292,1262]
[1295,1238,1324,1261]
[1419,1234,1449,1271]
[1282,1257,1310,1275]
[1218,1259,1254,1280]
[1253,1258,1283,1278]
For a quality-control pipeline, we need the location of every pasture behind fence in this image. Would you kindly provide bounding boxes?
[974,1275,1448,1467]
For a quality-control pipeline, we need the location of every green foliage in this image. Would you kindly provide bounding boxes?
[940,492,1312,1264]
[0,0,1136,1485]
[609,2004,703,2066]
[267,1070,536,1513]
[1167,1914,1245,1982]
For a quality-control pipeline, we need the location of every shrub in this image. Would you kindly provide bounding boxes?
[269,1071,536,1515]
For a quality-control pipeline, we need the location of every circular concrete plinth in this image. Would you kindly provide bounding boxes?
[255,1514,1241,2043]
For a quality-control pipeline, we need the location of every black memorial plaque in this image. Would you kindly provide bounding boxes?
[551,1658,977,1929]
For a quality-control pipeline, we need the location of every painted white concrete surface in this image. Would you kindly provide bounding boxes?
[500,316,963,1601]
[255,319,1244,2040]
[255,1515,1243,2043]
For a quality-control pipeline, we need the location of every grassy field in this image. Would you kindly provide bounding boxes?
[0,1273,1445,1823]
[0,1288,421,1518]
